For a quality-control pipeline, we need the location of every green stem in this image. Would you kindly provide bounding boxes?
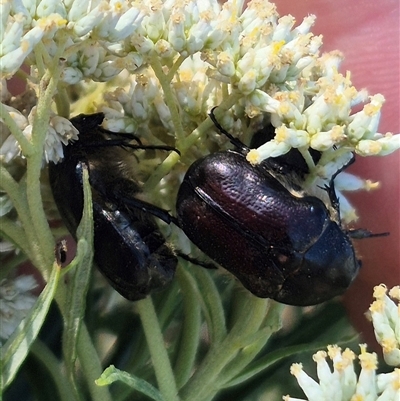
[178,92,243,153]
[166,55,186,81]
[77,324,113,401]
[0,168,46,268]
[0,103,33,154]
[150,54,186,143]
[33,42,47,78]
[136,296,180,401]
[218,300,282,387]
[55,86,71,118]
[31,339,77,401]
[143,150,180,192]
[297,147,315,173]
[26,36,68,271]
[0,167,30,227]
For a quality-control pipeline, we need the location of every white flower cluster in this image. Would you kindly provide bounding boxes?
[0,275,38,345]
[1,0,399,224]
[1,0,146,80]
[283,344,399,401]
[0,105,79,164]
[368,284,400,367]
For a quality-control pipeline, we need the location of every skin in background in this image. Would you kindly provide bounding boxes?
[274,0,399,349]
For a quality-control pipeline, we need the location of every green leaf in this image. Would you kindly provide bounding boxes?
[189,268,226,345]
[0,261,61,390]
[224,338,355,388]
[96,365,166,401]
[174,265,201,389]
[62,167,94,376]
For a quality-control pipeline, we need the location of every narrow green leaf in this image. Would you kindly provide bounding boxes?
[136,297,180,401]
[190,268,226,345]
[62,166,94,373]
[224,336,358,388]
[0,261,61,390]
[0,216,30,258]
[174,266,201,389]
[96,365,165,401]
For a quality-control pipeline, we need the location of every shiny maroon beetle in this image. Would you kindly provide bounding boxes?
[176,108,386,306]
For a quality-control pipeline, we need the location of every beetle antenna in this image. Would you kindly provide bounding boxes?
[348,228,389,239]
[209,107,249,153]
[81,139,180,155]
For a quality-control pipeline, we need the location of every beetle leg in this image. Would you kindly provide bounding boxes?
[176,252,218,269]
[318,153,356,221]
[113,188,178,226]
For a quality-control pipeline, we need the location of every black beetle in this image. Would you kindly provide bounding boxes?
[176,109,385,306]
[49,113,178,301]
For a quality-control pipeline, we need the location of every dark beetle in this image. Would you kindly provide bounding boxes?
[49,113,177,301]
[176,109,383,306]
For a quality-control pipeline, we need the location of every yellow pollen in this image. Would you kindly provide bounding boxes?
[327,344,341,359]
[343,348,356,363]
[331,125,345,141]
[373,284,387,299]
[381,338,397,352]
[343,208,358,223]
[150,0,163,11]
[275,126,288,142]
[21,40,30,52]
[114,2,123,12]
[218,52,230,63]
[364,180,380,191]
[358,345,378,371]
[388,286,400,300]
[272,40,285,55]
[345,86,358,99]
[359,352,378,371]
[313,350,327,362]
[369,299,384,313]
[157,42,169,52]
[179,70,193,81]
[172,12,184,24]
[364,103,381,116]
[275,92,288,101]
[56,18,67,28]
[288,92,300,102]
[365,141,382,155]
[278,103,290,115]
[200,10,212,22]
[334,361,349,372]
[246,150,261,165]
[393,369,400,390]
[290,363,303,376]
